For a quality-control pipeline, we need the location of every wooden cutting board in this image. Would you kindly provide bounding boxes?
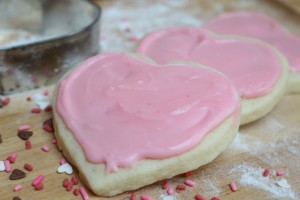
[1,0,300,199]
[0,88,300,200]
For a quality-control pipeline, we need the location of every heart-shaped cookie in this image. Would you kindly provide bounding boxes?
[203,12,300,94]
[53,53,240,196]
[137,28,289,124]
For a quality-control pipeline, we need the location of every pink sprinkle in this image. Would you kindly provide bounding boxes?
[130,193,136,200]
[32,175,44,186]
[141,194,152,200]
[129,36,138,42]
[13,184,22,192]
[167,187,174,195]
[41,145,50,152]
[11,152,17,159]
[5,160,11,172]
[52,138,57,144]
[277,170,284,176]
[184,179,195,187]
[80,187,89,200]
[44,90,49,96]
[229,181,238,192]
[2,97,10,105]
[18,125,30,131]
[60,158,67,165]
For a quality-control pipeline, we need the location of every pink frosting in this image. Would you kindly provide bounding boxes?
[56,53,239,172]
[137,28,282,98]
[203,12,300,72]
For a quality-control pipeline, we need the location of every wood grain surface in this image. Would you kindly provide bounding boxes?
[0,0,300,200]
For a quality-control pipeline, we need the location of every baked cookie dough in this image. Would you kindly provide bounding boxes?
[203,12,300,93]
[137,28,289,125]
[53,53,240,196]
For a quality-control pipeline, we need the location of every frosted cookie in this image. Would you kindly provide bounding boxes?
[53,53,240,196]
[137,28,289,125]
[203,12,300,93]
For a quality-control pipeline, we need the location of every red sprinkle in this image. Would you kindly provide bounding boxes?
[263,169,270,177]
[229,181,238,192]
[162,180,169,189]
[211,197,220,200]
[63,178,69,187]
[176,185,186,190]
[71,175,79,185]
[2,97,10,105]
[141,194,152,200]
[66,181,74,191]
[44,105,52,112]
[130,193,137,200]
[277,170,284,176]
[25,140,31,150]
[7,156,15,164]
[73,188,80,196]
[24,163,33,171]
[195,194,206,200]
[26,97,31,101]
[34,183,44,191]
[44,90,49,96]
[183,171,193,177]
[31,108,41,113]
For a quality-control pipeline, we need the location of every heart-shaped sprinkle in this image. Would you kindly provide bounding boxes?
[9,169,26,180]
[57,163,73,175]
[0,161,5,172]
[18,131,33,140]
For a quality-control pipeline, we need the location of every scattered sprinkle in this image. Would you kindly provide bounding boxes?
[73,188,80,196]
[18,125,30,131]
[18,130,33,140]
[26,97,31,101]
[80,187,89,200]
[25,140,31,150]
[162,180,169,189]
[63,178,69,187]
[31,108,41,113]
[71,175,79,185]
[52,138,57,144]
[130,193,137,200]
[183,171,193,177]
[167,187,174,195]
[24,163,33,171]
[9,169,26,180]
[13,184,23,192]
[195,194,206,200]
[66,181,74,192]
[41,145,50,152]
[0,161,5,172]
[7,156,15,163]
[263,169,270,177]
[44,105,52,112]
[229,181,238,192]
[11,152,17,159]
[60,158,67,165]
[276,170,284,176]
[176,184,186,190]
[43,90,49,96]
[211,197,220,200]
[32,175,44,186]
[2,97,10,105]
[141,194,152,200]
[34,183,44,191]
[57,163,73,175]
[43,118,54,133]
[184,179,195,187]
[5,160,11,172]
